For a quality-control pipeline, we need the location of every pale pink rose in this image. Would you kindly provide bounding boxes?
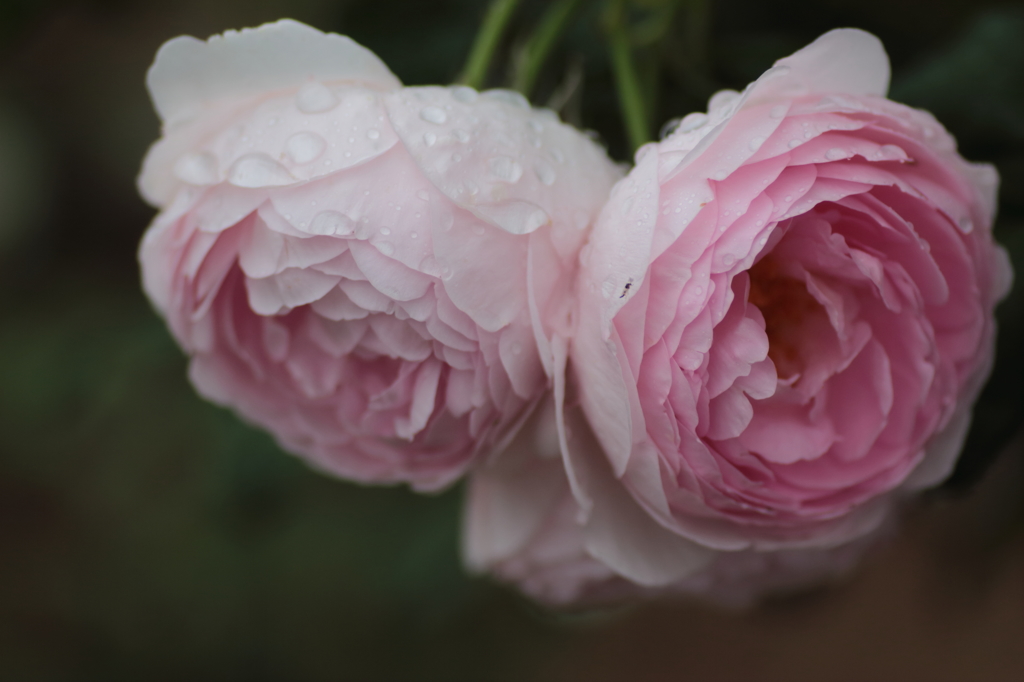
[558,29,1011,586]
[138,20,620,490]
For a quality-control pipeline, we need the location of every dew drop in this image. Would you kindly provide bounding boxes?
[677,112,708,133]
[723,254,736,267]
[660,118,682,139]
[451,86,478,103]
[295,82,338,114]
[174,151,218,185]
[825,147,846,161]
[285,132,327,165]
[879,144,904,160]
[416,190,430,201]
[550,148,565,164]
[308,211,354,236]
[694,285,703,296]
[788,139,802,149]
[533,160,556,186]
[511,342,523,355]
[527,119,543,133]
[367,129,380,140]
[748,136,766,152]
[424,132,437,146]
[711,169,728,181]
[377,241,395,256]
[453,129,470,143]
[601,278,616,300]
[708,90,740,112]
[420,106,447,124]
[379,227,391,236]
[419,255,443,277]
[489,156,523,183]
[957,216,974,232]
[484,89,530,109]
[228,154,294,188]
[769,104,787,119]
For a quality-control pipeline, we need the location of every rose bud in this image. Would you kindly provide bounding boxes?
[555,29,1011,588]
[137,20,621,490]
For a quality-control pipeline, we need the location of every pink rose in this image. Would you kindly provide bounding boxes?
[545,29,1009,589]
[138,20,620,490]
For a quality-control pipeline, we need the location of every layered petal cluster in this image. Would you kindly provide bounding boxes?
[541,29,1010,589]
[138,20,621,490]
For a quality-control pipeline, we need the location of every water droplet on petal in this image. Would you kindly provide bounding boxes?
[489,156,523,183]
[788,139,802,149]
[285,132,327,165]
[377,241,395,256]
[769,104,787,119]
[748,136,766,152]
[420,106,447,124]
[660,118,683,139]
[711,169,728,181]
[174,151,218,185]
[379,226,391,236]
[723,254,736,267]
[423,132,437,146]
[601,278,616,300]
[309,211,354,236]
[228,154,294,187]
[708,89,740,112]
[451,86,478,103]
[550,148,565,164]
[416,189,430,201]
[677,112,708,133]
[484,89,530,108]
[419,255,443,277]
[296,82,338,114]
[825,147,846,161]
[694,285,703,296]
[453,129,470,143]
[527,119,543,133]
[533,160,556,186]
[957,216,974,232]
[367,129,380,140]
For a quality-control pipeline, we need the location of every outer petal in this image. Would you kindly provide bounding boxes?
[147,19,400,128]
[140,20,402,206]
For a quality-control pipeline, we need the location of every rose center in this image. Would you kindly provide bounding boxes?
[747,255,822,380]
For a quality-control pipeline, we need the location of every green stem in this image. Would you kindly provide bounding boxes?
[607,5,651,153]
[513,0,587,97]
[458,0,521,89]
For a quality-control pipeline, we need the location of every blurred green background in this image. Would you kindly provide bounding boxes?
[1,0,1023,679]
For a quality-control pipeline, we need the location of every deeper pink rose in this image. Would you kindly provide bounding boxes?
[138,20,620,490]
[466,28,1011,594]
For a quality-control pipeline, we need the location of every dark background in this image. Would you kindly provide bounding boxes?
[1,0,1023,679]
